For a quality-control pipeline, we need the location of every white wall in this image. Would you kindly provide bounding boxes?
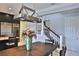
[64,15,79,56]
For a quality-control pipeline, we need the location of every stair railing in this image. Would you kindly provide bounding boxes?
[44,21,64,50]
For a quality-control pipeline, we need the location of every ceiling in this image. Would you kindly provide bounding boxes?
[0,3,78,17]
[61,8,79,16]
[0,3,56,15]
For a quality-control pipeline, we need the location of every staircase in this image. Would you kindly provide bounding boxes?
[44,20,59,46]
[43,20,67,56]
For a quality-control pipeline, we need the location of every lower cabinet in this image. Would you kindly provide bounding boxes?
[0,39,18,51]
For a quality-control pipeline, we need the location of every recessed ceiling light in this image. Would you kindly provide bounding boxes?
[9,7,12,10]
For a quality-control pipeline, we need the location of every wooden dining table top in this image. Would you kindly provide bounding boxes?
[0,42,57,56]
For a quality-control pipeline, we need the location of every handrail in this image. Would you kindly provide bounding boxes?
[44,21,60,38]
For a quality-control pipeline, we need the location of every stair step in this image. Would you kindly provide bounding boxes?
[46,39,54,42]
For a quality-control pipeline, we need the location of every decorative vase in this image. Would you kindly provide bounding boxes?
[25,36,32,51]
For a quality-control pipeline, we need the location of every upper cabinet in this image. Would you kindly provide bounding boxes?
[0,12,20,37]
[0,12,19,23]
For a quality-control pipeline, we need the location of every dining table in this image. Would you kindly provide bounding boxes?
[0,42,57,56]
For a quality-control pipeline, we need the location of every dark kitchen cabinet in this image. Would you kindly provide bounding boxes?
[0,38,18,51]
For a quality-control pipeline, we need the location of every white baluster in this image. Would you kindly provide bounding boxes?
[60,35,63,50]
[41,18,44,36]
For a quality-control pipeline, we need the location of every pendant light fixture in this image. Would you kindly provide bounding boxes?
[14,5,41,23]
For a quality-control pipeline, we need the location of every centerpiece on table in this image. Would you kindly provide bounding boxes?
[22,28,37,51]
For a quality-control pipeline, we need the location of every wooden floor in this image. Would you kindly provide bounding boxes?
[0,42,57,56]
